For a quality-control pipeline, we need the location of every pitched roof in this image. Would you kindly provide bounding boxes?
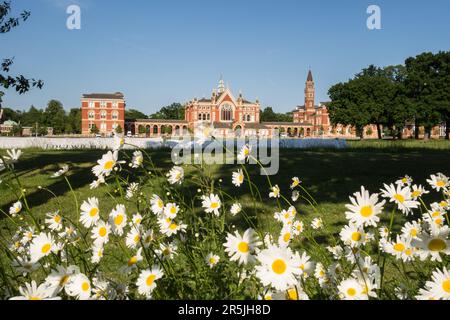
[82,92,124,99]
[307,70,313,82]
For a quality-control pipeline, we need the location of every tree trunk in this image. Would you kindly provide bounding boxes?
[446,119,450,140]
[397,127,403,140]
[424,126,431,140]
[376,123,382,139]
[414,120,420,139]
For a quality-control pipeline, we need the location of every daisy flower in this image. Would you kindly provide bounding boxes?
[125,182,139,199]
[269,185,281,198]
[91,243,104,264]
[273,285,310,300]
[51,164,69,178]
[113,134,125,151]
[413,226,450,262]
[125,227,142,249]
[6,149,22,163]
[157,242,178,260]
[45,211,63,231]
[380,183,419,215]
[44,265,80,295]
[160,219,187,237]
[255,244,301,291]
[137,267,164,298]
[383,235,415,262]
[292,220,304,235]
[411,184,429,199]
[201,193,221,216]
[422,267,450,300]
[109,204,127,236]
[223,228,261,265]
[395,175,413,186]
[92,151,118,178]
[206,253,220,268]
[80,197,100,228]
[9,281,59,300]
[278,225,293,247]
[167,166,184,185]
[232,169,244,187]
[150,194,164,215]
[131,150,144,168]
[401,220,422,239]
[311,217,323,230]
[91,220,111,245]
[124,248,143,272]
[274,209,294,226]
[131,213,143,226]
[29,232,56,263]
[291,190,300,202]
[290,177,301,189]
[292,251,314,278]
[89,175,105,189]
[142,229,155,248]
[65,273,91,300]
[237,144,252,162]
[9,201,22,217]
[163,202,179,219]
[327,245,344,260]
[337,278,367,300]
[427,173,449,192]
[230,203,242,216]
[314,263,329,287]
[345,186,385,227]
[339,224,366,247]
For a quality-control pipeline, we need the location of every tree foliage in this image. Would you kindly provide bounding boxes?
[149,103,184,120]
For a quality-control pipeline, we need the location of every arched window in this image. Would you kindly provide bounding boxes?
[207,113,210,120]
[202,114,206,121]
[100,122,107,131]
[112,111,118,120]
[88,111,95,119]
[100,110,107,119]
[246,114,251,122]
[220,104,233,122]
[198,113,202,121]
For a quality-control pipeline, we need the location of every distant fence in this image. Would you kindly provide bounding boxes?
[0,137,348,150]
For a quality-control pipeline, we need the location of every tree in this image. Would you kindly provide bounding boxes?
[44,100,66,134]
[125,108,148,121]
[115,125,123,134]
[67,108,81,134]
[21,105,43,127]
[90,124,99,135]
[260,107,292,122]
[0,1,43,119]
[149,103,184,120]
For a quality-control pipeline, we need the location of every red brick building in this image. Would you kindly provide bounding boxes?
[81,92,125,135]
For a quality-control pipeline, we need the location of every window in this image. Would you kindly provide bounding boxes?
[246,114,251,122]
[100,122,107,131]
[207,114,210,120]
[100,110,107,119]
[88,111,95,119]
[112,111,118,120]
[89,101,95,108]
[198,113,202,120]
[112,101,118,108]
[220,104,233,122]
[202,114,206,121]
[100,101,107,108]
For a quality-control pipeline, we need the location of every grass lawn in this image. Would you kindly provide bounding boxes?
[1,141,449,239]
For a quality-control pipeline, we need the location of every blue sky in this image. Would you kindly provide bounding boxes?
[2,0,450,114]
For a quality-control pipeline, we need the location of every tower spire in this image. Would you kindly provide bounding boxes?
[218,75,225,93]
[307,69,313,82]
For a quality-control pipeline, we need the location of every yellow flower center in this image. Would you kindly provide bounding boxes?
[211,202,219,209]
[209,257,216,264]
[170,206,177,214]
[54,215,61,223]
[157,200,164,208]
[443,280,450,293]
[238,175,244,183]
[81,282,90,292]
[104,160,114,170]
[114,214,124,226]
[89,207,99,217]
[394,243,405,252]
[351,232,361,241]
[405,248,413,256]
[394,194,405,203]
[271,259,287,275]
[99,227,107,237]
[435,218,443,226]
[283,232,291,242]
[237,241,249,253]
[169,223,178,230]
[432,211,441,217]
[59,275,70,286]
[244,148,249,156]
[41,243,51,254]
[439,201,447,207]
[128,256,138,266]
[412,190,421,198]
[428,239,446,251]
[347,288,356,297]
[146,275,156,286]
[286,288,298,300]
[437,180,445,187]
[410,229,418,237]
[134,234,141,243]
[360,206,373,217]
[29,296,42,300]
